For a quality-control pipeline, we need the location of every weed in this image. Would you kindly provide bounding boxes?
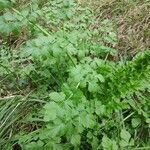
[0,0,150,150]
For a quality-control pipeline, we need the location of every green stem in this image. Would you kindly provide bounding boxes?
[122,112,135,122]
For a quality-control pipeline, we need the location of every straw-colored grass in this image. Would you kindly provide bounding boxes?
[79,0,150,57]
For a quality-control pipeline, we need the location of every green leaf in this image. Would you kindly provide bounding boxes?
[20,64,35,77]
[66,43,77,55]
[70,65,83,83]
[71,134,81,146]
[44,102,59,121]
[0,0,10,9]
[88,81,99,93]
[25,142,43,150]
[91,136,99,149]
[46,124,64,138]
[131,118,141,128]
[120,140,128,147]
[120,129,131,143]
[102,135,118,150]
[79,112,95,128]
[49,92,66,102]
[96,74,105,82]
[99,45,117,56]
[3,12,14,21]
[21,9,29,17]
[95,101,105,116]
[120,129,134,147]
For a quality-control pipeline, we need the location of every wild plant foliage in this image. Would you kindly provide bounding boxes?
[0,0,149,150]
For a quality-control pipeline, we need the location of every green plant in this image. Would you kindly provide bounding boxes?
[0,0,150,150]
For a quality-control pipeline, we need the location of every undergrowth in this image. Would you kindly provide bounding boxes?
[81,0,150,57]
[0,0,150,150]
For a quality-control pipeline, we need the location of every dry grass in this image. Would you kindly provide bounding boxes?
[79,0,150,57]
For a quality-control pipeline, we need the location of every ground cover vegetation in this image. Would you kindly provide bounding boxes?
[0,0,150,149]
